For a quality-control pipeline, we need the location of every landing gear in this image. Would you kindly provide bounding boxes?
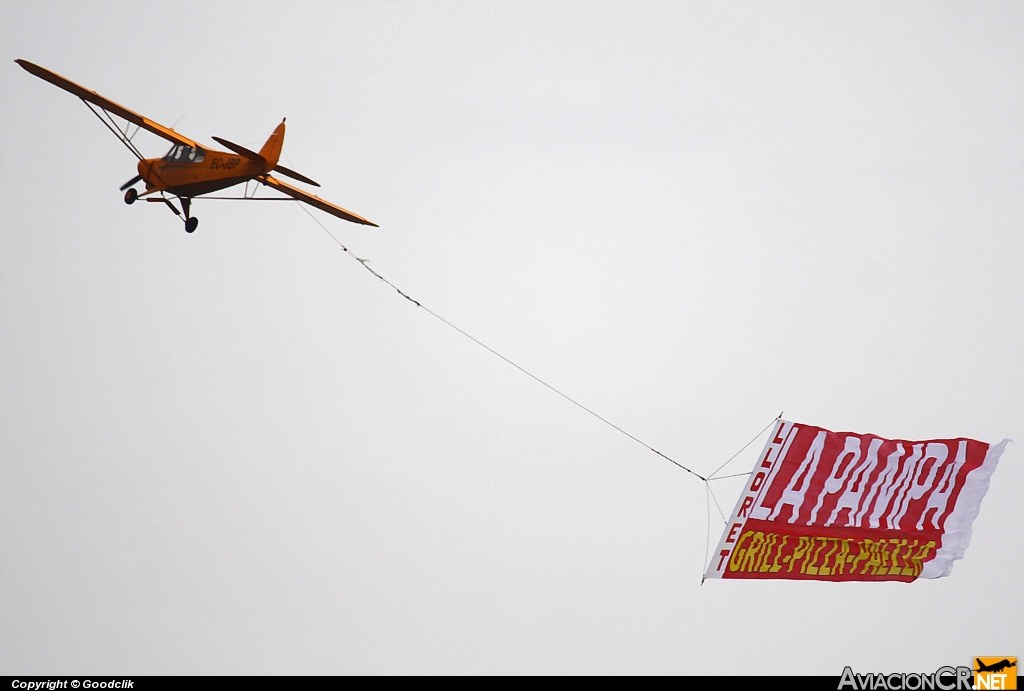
[124,188,138,205]
[180,197,198,234]
[151,193,200,233]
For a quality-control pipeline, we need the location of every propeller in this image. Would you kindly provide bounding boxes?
[119,174,142,191]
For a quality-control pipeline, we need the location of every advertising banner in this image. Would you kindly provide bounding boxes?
[705,420,1009,581]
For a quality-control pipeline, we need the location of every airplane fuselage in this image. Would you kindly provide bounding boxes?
[139,148,268,198]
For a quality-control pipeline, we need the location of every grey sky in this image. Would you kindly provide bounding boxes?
[1,0,1021,675]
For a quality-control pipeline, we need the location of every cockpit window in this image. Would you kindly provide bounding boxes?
[163,144,205,163]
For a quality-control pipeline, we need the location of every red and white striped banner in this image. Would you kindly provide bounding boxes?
[705,420,1009,581]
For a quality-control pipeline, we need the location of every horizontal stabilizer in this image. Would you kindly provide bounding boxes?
[211,137,319,187]
[211,136,266,163]
[273,164,320,187]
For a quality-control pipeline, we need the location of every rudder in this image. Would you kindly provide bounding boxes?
[259,119,286,169]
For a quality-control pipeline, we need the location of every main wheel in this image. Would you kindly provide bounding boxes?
[124,188,138,205]
[185,217,199,233]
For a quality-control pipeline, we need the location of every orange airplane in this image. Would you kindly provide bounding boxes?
[16,59,377,233]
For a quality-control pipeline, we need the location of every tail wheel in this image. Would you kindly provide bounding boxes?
[185,217,199,234]
[124,188,138,205]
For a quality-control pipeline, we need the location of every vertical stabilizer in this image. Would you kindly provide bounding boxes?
[259,119,286,170]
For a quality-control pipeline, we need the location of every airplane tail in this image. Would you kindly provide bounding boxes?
[259,119,286,170]
[237,118,322,187]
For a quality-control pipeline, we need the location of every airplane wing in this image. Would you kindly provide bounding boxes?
[259,174,378,227]
[16,59,199,148]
